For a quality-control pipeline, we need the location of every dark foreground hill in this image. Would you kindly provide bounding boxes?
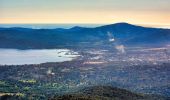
[49,86,169,100]
[0,23,170,49]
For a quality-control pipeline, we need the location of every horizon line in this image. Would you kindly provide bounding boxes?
[0,23,170,29]
[0,22,170,26]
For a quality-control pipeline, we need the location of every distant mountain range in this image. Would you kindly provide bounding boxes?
[0,23,170,49]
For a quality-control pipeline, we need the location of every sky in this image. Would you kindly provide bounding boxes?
[0,0,170,25]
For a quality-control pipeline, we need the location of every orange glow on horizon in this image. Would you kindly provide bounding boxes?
[0,10,170,25]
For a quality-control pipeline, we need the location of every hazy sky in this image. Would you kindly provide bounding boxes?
[0,0,170,25]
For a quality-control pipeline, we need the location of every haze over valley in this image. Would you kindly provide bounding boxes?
[0,23,170,100]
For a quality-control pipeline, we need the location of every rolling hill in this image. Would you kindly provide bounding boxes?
[0,23,170,49]
[49,86,169,100]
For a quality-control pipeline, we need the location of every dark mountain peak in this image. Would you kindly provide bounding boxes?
[113,22,132,26]
[70,26,86,31]
[101,22,141,28]
[50,86,169,100]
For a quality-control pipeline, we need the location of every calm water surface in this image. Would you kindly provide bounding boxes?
[0,49,79,65]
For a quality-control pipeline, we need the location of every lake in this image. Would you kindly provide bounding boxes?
[0,49,80,65]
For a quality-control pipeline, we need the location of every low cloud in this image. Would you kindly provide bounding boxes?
[115,45,126,54]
